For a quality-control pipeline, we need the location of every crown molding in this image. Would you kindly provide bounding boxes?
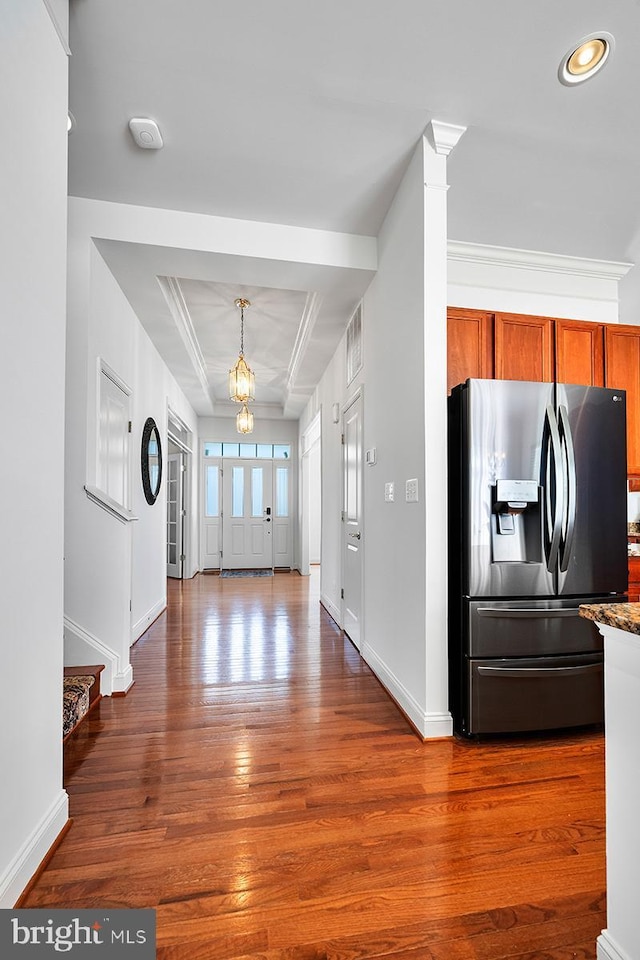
[158,276,211,399]
[447,240,633,281]
[286,291,323,394]
[427,120,467,157]
[41,0,71,55]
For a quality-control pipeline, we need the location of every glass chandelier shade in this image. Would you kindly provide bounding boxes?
[229,354,255,403]
[229,298,255,403]
[236,402,254,435]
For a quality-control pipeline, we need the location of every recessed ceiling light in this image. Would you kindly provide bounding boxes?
[558,32,615,86]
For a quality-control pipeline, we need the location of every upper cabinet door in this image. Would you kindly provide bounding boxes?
[605,323,640,476]
[555,318,605,386]
[494,313,554,382]
[446,308,494,394]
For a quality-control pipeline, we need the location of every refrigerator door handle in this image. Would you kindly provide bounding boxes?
[477,663,602,679]
[542,404,563,573]
[558,405,577,573]
[477,607,580,618]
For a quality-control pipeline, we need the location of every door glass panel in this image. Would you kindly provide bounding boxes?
[204,442,222,458]
[276,467,288,517]
[232,467,244,517]
[257,443,272,458]
[273,444,291,460]
[205,464,219,517]
[251,468,264,516]
[223,442,240,458]
[240,443,257,458]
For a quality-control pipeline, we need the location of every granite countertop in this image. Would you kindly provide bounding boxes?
[579,602,640,635]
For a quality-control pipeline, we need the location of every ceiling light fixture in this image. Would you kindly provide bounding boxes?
[236,402,254,435]
[229,297,255,434]
[558,32,614,86]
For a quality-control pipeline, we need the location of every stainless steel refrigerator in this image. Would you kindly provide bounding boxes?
[448,378,628,737]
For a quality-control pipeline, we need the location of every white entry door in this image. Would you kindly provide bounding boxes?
[222,460,273,569]
[342,391,363,648]
[166,452,184,578]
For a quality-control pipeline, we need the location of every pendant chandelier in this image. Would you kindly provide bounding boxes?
[229,298,255,404]
[229,297,256,434]
[236,402,254,435]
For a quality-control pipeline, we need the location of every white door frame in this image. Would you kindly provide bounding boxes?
[167,412,193,578]
[300,410,322,577]
[342,387,364,649]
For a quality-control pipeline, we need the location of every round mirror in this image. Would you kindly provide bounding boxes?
[141,417,162,505]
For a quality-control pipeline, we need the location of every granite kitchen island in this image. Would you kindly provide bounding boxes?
[579,601,640,960]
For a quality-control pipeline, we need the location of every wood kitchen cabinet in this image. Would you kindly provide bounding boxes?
[447,308,493,394]
[605,323,640,476]
[494,312,554,382]
[555,318,605,386]
[628,556,640,601]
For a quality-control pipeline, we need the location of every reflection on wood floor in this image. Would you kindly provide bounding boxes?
[24,570,606,959]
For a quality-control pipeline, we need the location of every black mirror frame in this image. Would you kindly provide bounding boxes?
[141,417,163,505]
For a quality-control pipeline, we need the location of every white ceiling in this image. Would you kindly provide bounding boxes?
[68,0,640,418]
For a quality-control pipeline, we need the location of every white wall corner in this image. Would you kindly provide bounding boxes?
[426,120,467,157]
[112,664,134,695]
[597,931,633,960]
[361,644,453,739]
[0,790,68,907]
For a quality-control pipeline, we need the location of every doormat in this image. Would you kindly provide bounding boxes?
[220,569,274,578]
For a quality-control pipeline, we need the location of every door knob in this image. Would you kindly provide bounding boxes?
[349,531,361,540]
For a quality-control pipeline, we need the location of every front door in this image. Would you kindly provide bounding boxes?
[342,391,363,648]
[222,460,273,569]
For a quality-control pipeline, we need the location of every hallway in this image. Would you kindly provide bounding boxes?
[25,571,606,958]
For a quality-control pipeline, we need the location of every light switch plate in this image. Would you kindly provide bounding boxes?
[384,482,394,502]
[406,478,418,502]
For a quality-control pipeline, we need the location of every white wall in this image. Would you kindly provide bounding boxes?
[303,140,631,740]
[0,0,69,905]
[65,203,199,692]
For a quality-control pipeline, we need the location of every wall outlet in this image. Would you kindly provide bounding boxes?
[406,478,419,502]
[384,482,394,502]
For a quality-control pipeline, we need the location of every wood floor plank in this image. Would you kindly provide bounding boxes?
[23,571,606,958]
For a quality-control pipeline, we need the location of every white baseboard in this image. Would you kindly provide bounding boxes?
[320,593,342,627]
[0,790,69,907]
[597,931,633,960]
[64,615,131,696]
[131,597,166,644]
[361,644,453,739]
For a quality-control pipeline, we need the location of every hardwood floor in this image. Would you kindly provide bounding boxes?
[24,570,606,958]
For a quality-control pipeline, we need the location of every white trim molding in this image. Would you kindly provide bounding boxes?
[0,789,69,907]
[64,615,134,695]
[320,593,342,628]
[361,644,453,739]
[447,240,634,324]
[131,598,167,645]
[427,120,467,157]
[448,240,633,282]
[287,291,323,394]
[159,277,211,404]
[84,485,138,524]
[597,931,633,960]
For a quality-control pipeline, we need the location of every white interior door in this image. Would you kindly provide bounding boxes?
[166,452,184,578]
[343,391,363,648]
[222,460,273,569]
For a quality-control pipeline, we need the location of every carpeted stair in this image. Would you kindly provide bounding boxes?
[63,665,104,740]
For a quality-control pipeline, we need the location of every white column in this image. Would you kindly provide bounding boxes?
[423,121,466,736]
